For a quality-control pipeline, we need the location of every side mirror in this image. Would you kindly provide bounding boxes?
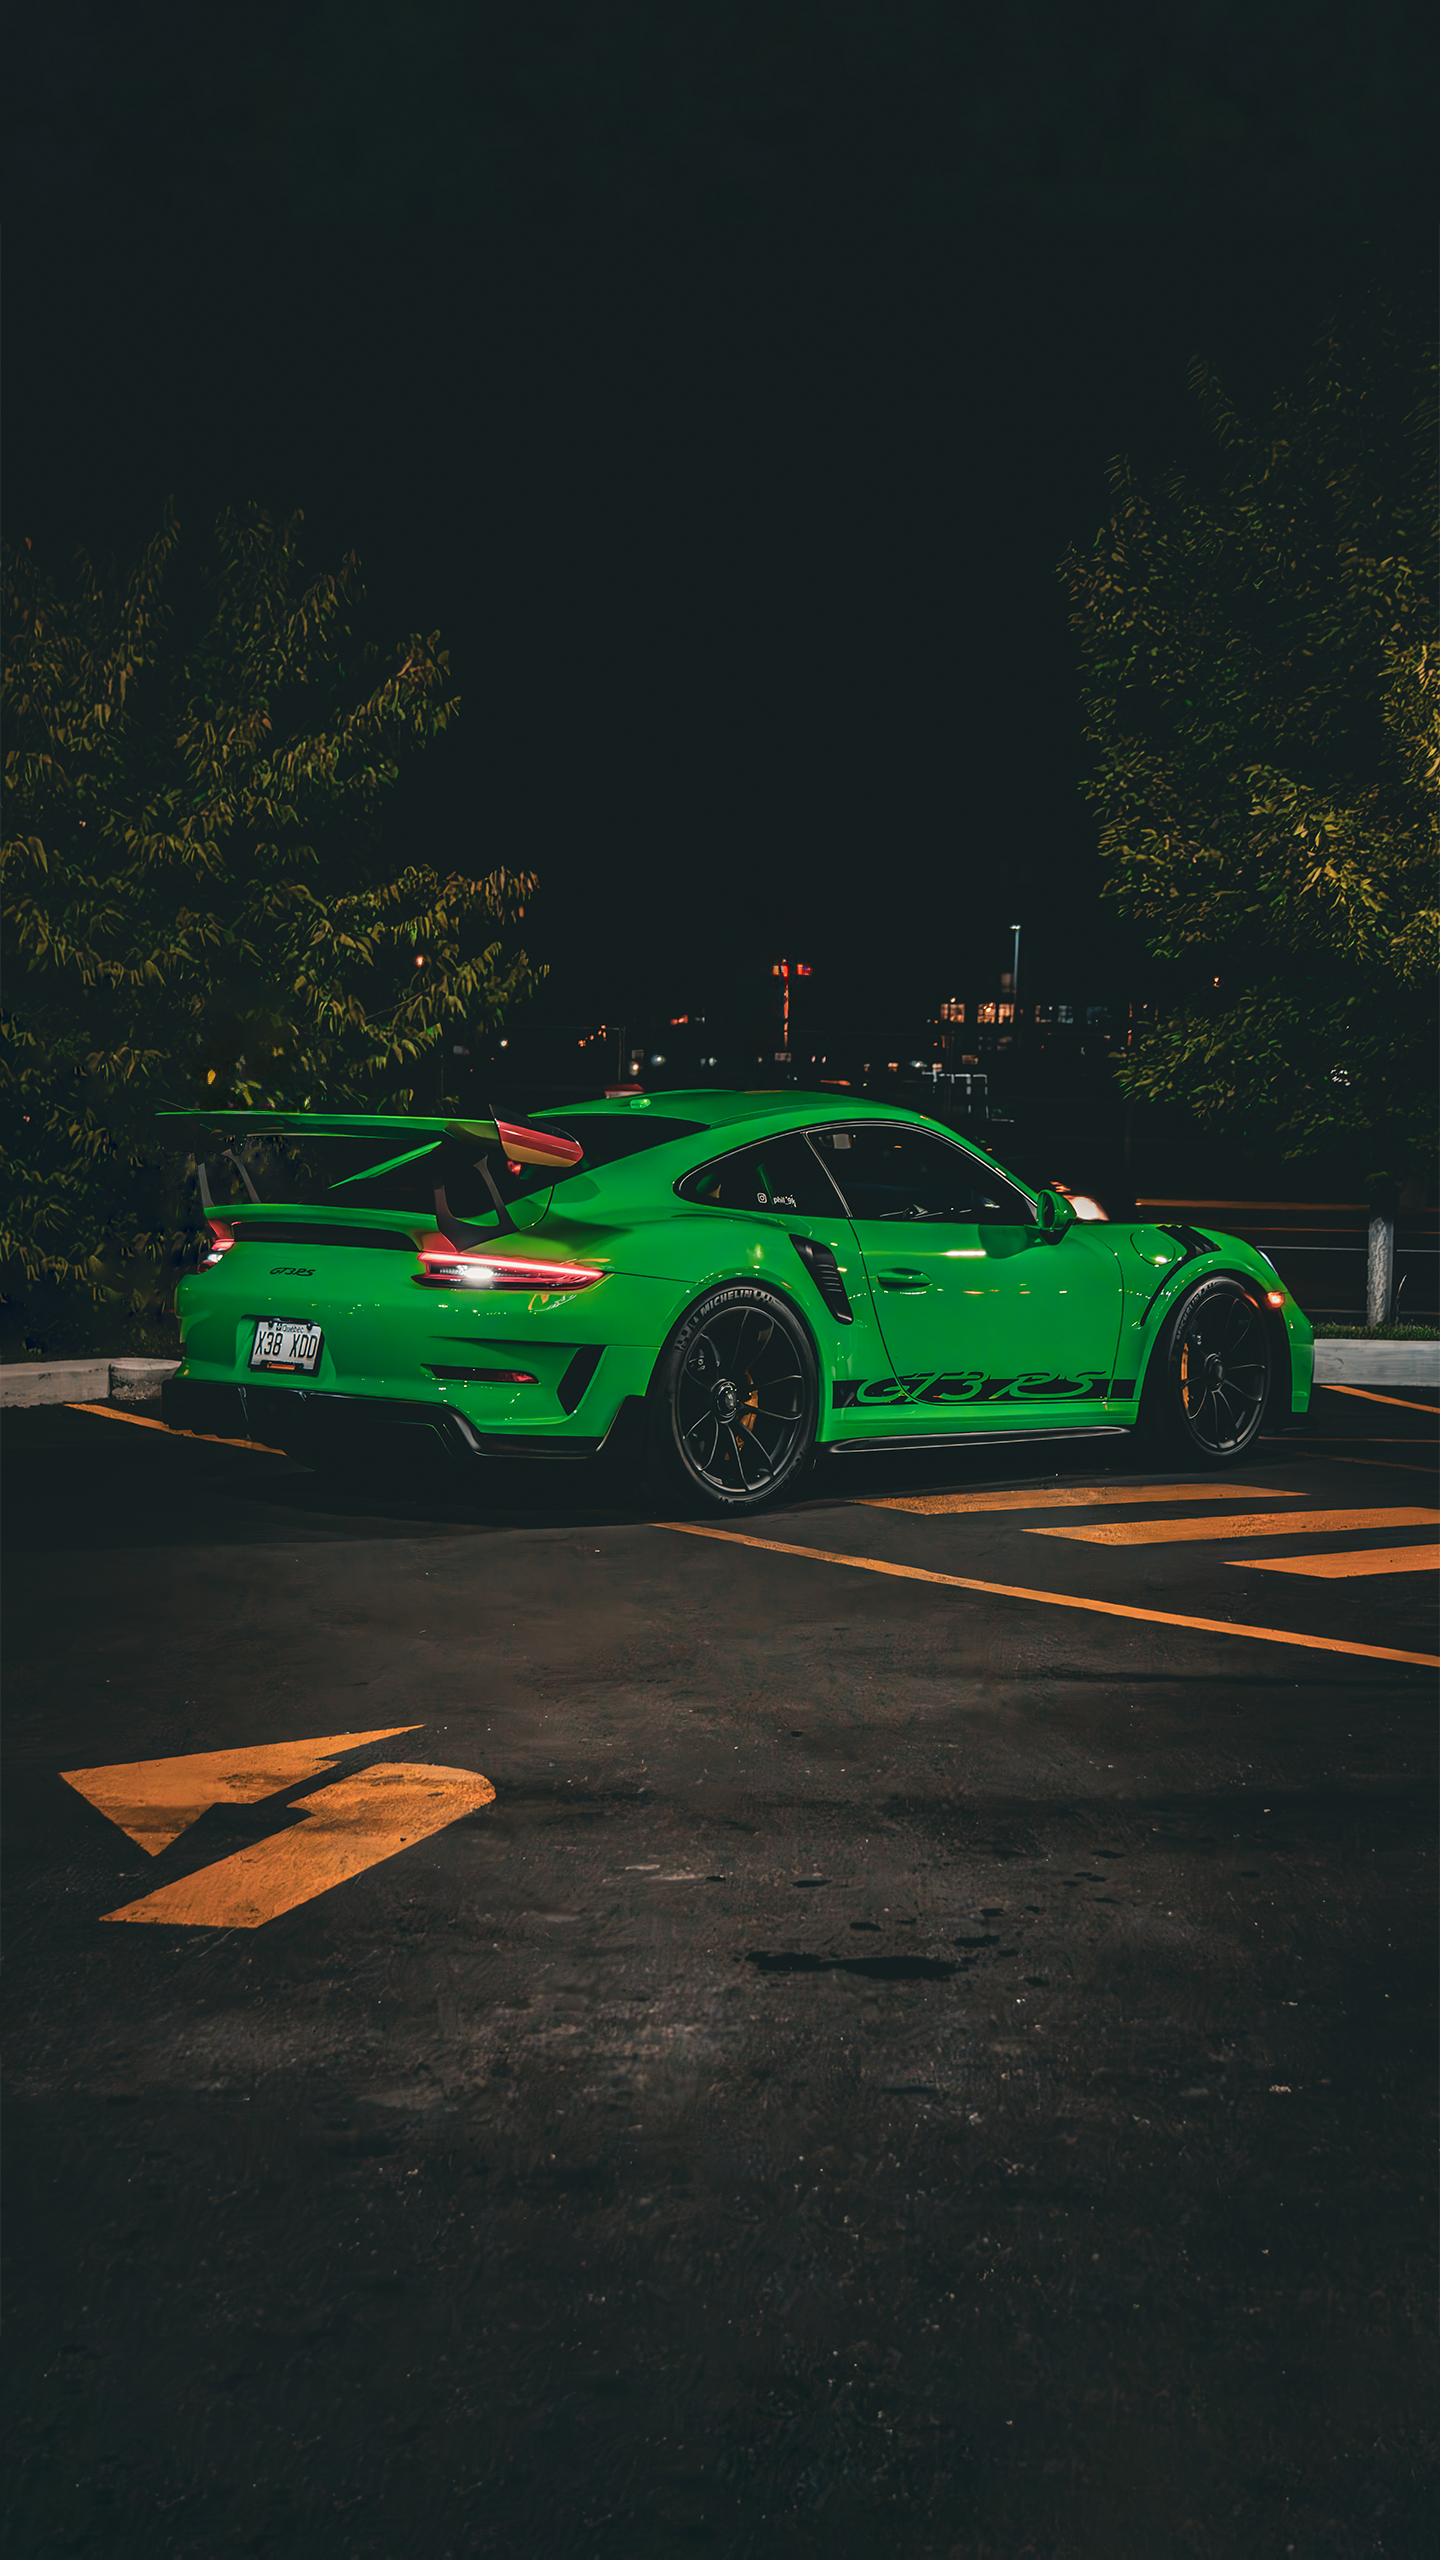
[1037,1187,1077,1234]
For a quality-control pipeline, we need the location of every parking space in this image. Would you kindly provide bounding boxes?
[3,1388,1436,2557]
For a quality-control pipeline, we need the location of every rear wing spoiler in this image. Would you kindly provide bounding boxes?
[158,1107,583,1249]
[156,1107,583,1171]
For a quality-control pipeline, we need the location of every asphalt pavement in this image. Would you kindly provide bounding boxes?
[3,1386,1436,2559]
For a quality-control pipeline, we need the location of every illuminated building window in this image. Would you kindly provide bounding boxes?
[997,1002,1013,1024]
[977,1002,997,1025]
[939,998,965,1023]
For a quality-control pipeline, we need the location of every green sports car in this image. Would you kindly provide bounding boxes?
[162,1090,1313,1509]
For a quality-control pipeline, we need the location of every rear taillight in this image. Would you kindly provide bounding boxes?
[199,1220,234,1270]
[415,1238,603,1293]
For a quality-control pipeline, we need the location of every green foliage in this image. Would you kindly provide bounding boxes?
[1061,314,1437,1192]
[1,504,541,1346]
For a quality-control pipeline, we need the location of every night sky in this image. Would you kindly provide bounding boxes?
[5,1,1434,1056]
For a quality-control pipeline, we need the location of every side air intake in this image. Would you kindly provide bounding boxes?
[790,1235,852,1322]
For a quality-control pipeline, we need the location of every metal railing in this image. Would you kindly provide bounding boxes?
[1133,1201,1438,1326]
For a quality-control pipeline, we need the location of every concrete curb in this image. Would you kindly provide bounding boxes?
[1,1357,181,1409]
[1313,1340,1439,1389]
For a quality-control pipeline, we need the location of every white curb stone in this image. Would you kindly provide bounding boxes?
[108,1358,183,1403]
[1,1357,181,1408]
[1313,1340,1440,1389]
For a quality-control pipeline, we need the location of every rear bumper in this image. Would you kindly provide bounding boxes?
[162,1376,622,1463]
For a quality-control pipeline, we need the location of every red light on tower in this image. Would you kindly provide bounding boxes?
[771,961,813,1054]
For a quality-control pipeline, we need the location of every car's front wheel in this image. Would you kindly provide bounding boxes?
[1140,1274,1272,1465]
[648,1283,818,1510]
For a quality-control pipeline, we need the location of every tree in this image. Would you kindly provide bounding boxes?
[1060,314,1437,1198]
[1,504,541,1348]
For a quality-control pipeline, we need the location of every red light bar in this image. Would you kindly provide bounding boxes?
[416,1241,603,1291]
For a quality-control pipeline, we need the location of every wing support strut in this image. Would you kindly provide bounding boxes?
[433,1157,517,1247]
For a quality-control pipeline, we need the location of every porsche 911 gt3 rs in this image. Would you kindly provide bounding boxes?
[161,1090,1313,1508]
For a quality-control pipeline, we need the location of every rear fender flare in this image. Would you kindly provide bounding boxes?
[1133,1264,1277,1406]
[641,1271,826,1404]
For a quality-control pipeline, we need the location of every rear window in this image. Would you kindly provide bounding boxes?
[676,1133,846,1218]
[195,1114,704,1223]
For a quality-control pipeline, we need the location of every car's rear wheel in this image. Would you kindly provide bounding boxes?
[648,1283,818,1511]
[1140,1274,1272,1465]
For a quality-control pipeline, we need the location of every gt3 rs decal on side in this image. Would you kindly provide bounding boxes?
[838,1370,1115,1408]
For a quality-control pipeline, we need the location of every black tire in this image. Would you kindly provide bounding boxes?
[648,1282,819,1511]
[1140,1274,1272,1466]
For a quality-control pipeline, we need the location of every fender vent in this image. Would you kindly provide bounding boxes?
[791,1235,852,1323]
[557,1345,604,1412]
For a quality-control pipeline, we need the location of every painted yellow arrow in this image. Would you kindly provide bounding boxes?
[61,1728,423,1857]
[100,1761,496,1929]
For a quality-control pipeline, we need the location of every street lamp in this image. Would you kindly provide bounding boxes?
[1010,924,1022,1001]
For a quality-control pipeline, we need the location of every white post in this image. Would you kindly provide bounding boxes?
[1366,1215,1395,1328]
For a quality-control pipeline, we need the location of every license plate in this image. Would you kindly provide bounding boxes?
[250,1319,324,1375]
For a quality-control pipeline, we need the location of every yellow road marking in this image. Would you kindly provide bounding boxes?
[65,1401,284,1454]
[864,1481,1299,1517]
[62,1730,422,1857]
[1239,1545,1439,1581]
[1307,1452,1437,1476]
[659,1522,1440,1669]
[1026,1505,1437,1547]
[1317,1384,1439,1415]
[100,1761,495,1929]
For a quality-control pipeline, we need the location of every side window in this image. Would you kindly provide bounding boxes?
[807,1125,1034,1224]
[676,1133,846,1217]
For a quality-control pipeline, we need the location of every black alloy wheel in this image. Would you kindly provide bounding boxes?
[649,1283,818,1510]
[1144,1275,1272,1464]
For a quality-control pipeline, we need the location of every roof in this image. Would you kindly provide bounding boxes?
[160,1089,988,1149]
[552,1087,956,1134]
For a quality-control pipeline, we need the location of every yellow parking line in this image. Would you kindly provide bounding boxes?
[1307,1452,1437,1476]
[660,1522,1440,1669]
[863,1482,1299,1517]
[101,1762,496,1929]
[62,1729,423,1856]
[1318,1384,1439,1415]
[1026,1505,1437,1548]
[65,1402,285,1455]
[1240,1545,1438,1580]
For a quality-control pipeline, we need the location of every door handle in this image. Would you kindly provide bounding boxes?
[877,1268,930,1292]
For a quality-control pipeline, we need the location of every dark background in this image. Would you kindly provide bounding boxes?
[4,0,1435,1064]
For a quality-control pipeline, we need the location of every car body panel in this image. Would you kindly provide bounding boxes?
[845,1217,1126,1433]
[166,1090,1314,1465]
